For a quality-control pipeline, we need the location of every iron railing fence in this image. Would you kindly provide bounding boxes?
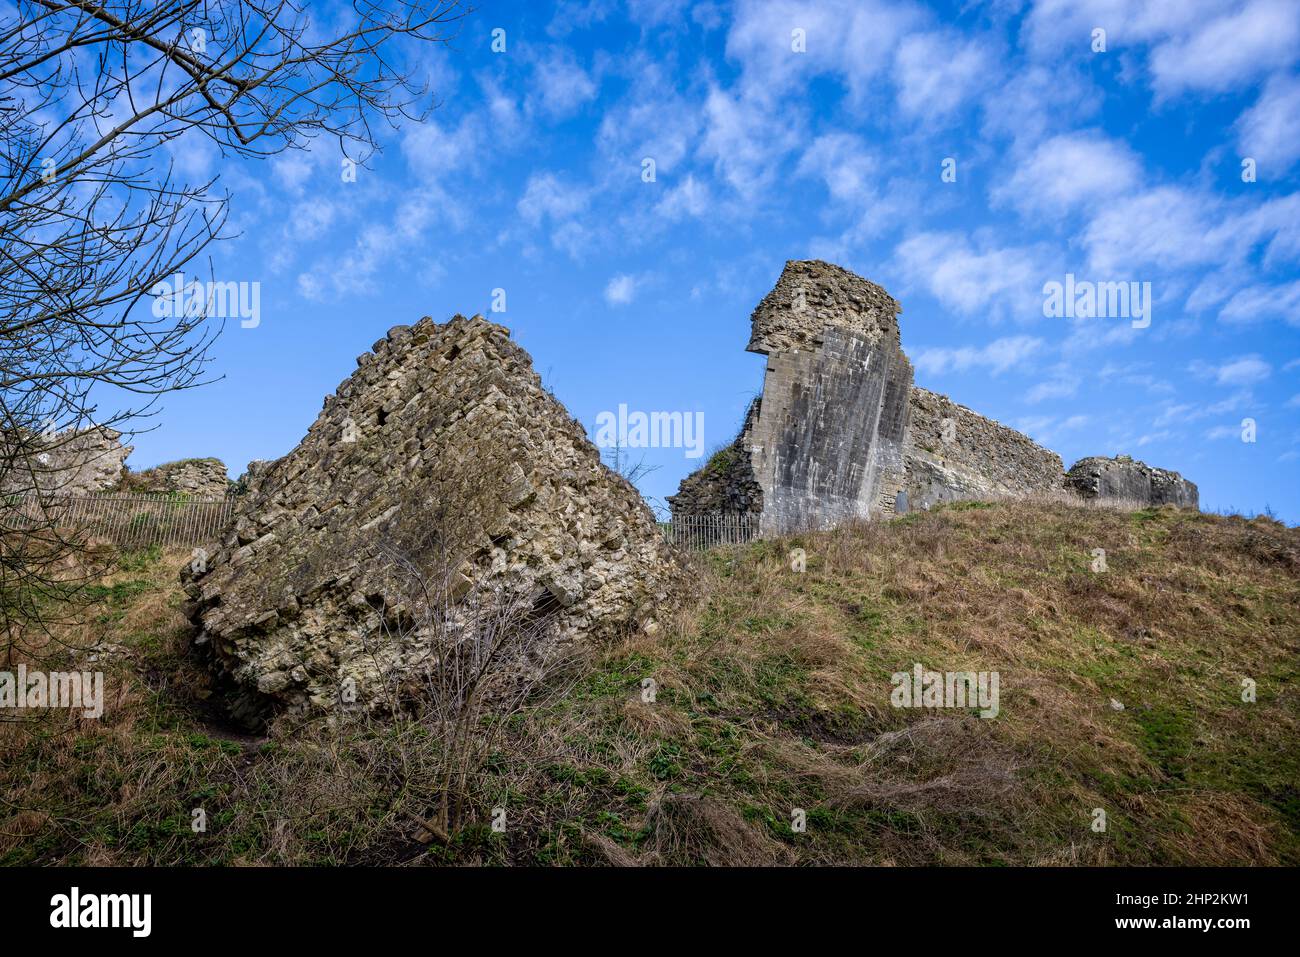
[3,492,236,550]
[662,512,757,551]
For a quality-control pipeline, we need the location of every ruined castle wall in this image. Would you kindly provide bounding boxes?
[902,387,1064,510]
[1066,455,1198,509]
[748,327,913,535]
[666,398,763,515]
[0,426,132,497]
[122,458,231,498]
[184,315,680,723]
[672,259,1199,529]
[747,260,901,356]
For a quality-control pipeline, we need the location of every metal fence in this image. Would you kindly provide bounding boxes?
[4,492,236,550]
[662,512,758,551]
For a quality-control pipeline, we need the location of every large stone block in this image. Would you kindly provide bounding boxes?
[183,314,680,725]
[1066,455,1198,509]
[748,328,913,535]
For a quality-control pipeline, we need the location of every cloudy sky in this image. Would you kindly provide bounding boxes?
[141,0,1300,521]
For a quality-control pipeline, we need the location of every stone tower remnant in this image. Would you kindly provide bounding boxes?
[670,260,1199,530]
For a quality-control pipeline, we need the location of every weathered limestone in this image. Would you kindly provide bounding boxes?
[903,387,1064,511]
[673,259,1199,528]
[183,314,680,724]
[673,262,915,535]
[121,458,230,498]
[1066,455,1199,509]
[667,399,764,516]
[0,426,132,496]
[748,327,913,534]
[748,259,901,355]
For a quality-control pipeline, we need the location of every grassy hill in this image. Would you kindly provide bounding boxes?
[3,501,1297,866]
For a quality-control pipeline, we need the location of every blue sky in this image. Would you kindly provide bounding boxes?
[133,0,1300,521]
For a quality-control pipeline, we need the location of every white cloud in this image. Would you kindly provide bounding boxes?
[1012,412,1089,446]
[530,49,598,117]
[980,64,1100,146]
[725,0,922,102]
[1135,430,1172,447]
[1148,0,1300,96]
[994,131,1142,219]
[698,86,801,198]
[1237,73,1300,175]
[401,116,481,182]
[626,0,691,26]
[655,174,713,221]
[892,31,993,127]
[1205,424,1244,440]
[270,151,316,195]
[517,172,589,225]
[1154,389,1254,427]
[1083,186,1229,273]
[1189,354,1272,386]
[1026,368,1082,403]
[1219,280,1300,326]
[477,75,527,144]
[596,69,699,175]
[894,231,1048,318]
[795,133,877,202]
[1024,0,1299,99]
[911,335,1045,377]
[604,273,638,305]
[1024,0,1222,55]
[297,186,454,300]
[284,197,338,242]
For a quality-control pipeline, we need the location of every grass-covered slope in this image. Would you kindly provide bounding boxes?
[2,502,1297,865]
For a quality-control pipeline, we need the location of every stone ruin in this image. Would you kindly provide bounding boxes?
[1,424,231,500]
[182,314,680,725]
[670,260,1198,530]
[1066,455,1199,509]
[0,425,134,497]
[122,457,231,499]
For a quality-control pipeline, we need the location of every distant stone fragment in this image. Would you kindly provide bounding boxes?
[183,314,680,725]
[1065,455,1199,509]
[121,458,230,498]
[0,426,132,497]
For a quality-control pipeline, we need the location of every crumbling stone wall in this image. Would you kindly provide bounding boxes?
[672,259,1198,528]
[747,259,901,355]
[0,426,132,497]
[1066,455,1198,509]
[183,314,680,725]
[748,326,913,534]
[903,387,1064,510]
[667,399,764,515]
[121,458,231,498]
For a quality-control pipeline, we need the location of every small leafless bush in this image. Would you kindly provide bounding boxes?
[361,542,578,844]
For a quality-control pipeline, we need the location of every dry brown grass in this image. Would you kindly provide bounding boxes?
[3,501,1297,866]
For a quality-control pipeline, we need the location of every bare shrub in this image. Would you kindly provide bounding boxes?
[361,543,578,844]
